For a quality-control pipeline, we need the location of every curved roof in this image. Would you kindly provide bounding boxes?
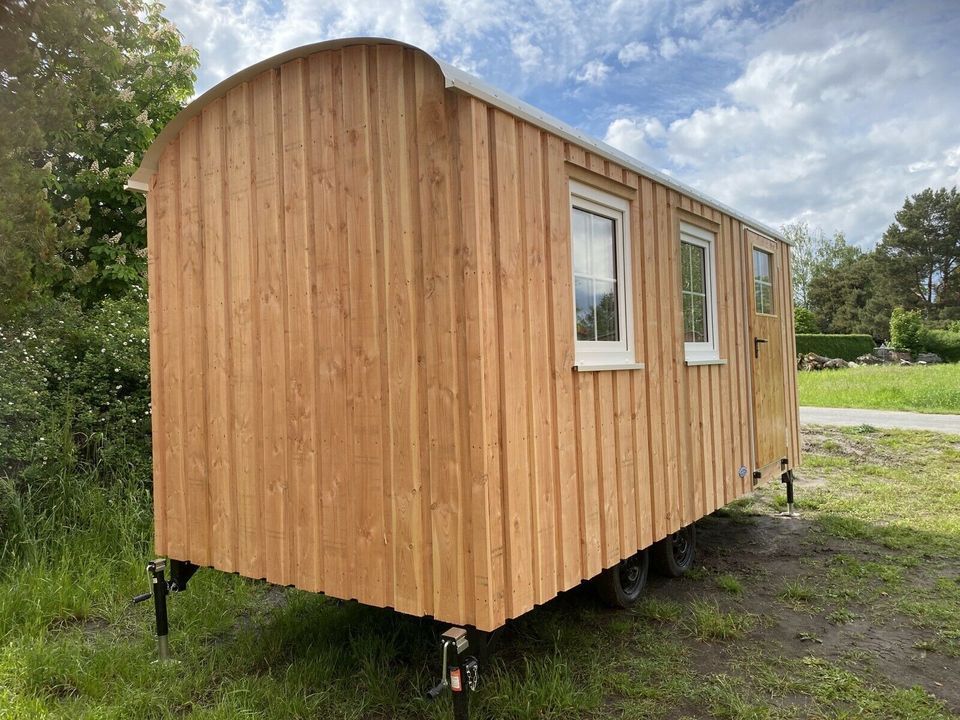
[129,37,786,243]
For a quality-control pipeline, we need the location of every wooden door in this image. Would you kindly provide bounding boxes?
[746,230,787,476]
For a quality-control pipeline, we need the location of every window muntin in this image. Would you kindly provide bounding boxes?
[680,222,719,362]
[570,181,633,366]
[753,248,774,315]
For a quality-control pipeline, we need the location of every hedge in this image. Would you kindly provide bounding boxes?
[923,329,960,362]
[795,334,875,361]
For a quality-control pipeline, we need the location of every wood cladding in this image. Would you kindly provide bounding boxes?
[146,43,801,631]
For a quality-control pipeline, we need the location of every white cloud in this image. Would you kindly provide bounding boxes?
[576,59,612,85]
[605,1,960,247]
[604,117,670,172]
[510,32,544,74]
[618,41,651,66]
[658,36,680,60]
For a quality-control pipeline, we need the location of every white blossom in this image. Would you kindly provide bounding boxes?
[136,110,150,126]
[118,88,134,102]
[124,152,135,166]
[90,159,100,173]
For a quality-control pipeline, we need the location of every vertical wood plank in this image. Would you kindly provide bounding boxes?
[224,83,264,579]
[543,135,582,589]
[519,123,557,603]
[456,94,503,629]
[280,59,321,591]
[158,140,189,562]
[178,117,211,567]
[575,373,602,576]
[374,46,424,617]
[414,54,466,621]
[307,51,350,599]
[147,178,167,556]
[639,177,666,540]
[614,372,637,556]
[341,46,386,606]
[489,110,534,615]
[200,99,237,571]
[250,70,290,585]
[596,372,620,567]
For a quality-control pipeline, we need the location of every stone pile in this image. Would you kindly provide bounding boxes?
[798,347,942,370]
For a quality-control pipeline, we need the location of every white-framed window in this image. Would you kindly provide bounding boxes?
[570,181,635,367]
[680,221,720,362]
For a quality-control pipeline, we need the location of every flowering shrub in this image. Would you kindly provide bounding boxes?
[0,292,151,556]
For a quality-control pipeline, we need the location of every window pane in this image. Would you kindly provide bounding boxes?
[681,241,705,295]
[594,279,619,341]
[683,293,695,342]
[753,249,771,284]
[572,209,590,275]
[755,283,764,314]
[591,214,616,279]
[761,282,774,314]
[575,276,595,340]
[690,245,705,294]
[691,293,707,343]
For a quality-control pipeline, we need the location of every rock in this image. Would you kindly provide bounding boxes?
[824,358,848,369]
[799,352,830,370]
[900,359,912,366]
[856,353,883,365]
[916,352,942,365]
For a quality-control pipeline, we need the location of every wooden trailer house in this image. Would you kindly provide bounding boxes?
[129,37,801,633]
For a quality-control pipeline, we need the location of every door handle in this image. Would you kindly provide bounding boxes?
[754,337,768,358]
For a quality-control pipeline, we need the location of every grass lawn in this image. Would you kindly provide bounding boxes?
[2,426,960,718]
[797,363,960,414]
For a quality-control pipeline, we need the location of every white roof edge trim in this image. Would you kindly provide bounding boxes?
[130,36,787,245]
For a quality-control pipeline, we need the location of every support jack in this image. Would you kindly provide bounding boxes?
[132,558,199,662]
[426,626,479,720]
[778,467,800,519]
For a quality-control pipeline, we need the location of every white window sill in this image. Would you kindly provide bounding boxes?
[685,358,727,366]
[574,362,646,372]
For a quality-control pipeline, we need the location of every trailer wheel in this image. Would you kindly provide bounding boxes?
[594,549,649,608]
[652,524,696,577]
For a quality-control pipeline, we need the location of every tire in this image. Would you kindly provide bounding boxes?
[651,524,697,577]
[593,549,650,608]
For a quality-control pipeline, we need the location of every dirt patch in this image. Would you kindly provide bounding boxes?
[649,510,960,712]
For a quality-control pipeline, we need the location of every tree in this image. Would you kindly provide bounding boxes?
[807,252,895,340]
[0,0,198,317]
[783,221,860,308]
[877,187,960,319]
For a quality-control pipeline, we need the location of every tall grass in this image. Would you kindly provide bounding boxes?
[797,364,960,413]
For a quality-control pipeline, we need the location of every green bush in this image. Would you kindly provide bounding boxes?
[890,307,923,353]
[0,291,151,562]
[794,307,819,333]
[889,307,924,353]
[795,334,875,361]
[923,329,960,362]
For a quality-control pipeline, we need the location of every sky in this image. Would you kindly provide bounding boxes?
[161,0,960,248]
